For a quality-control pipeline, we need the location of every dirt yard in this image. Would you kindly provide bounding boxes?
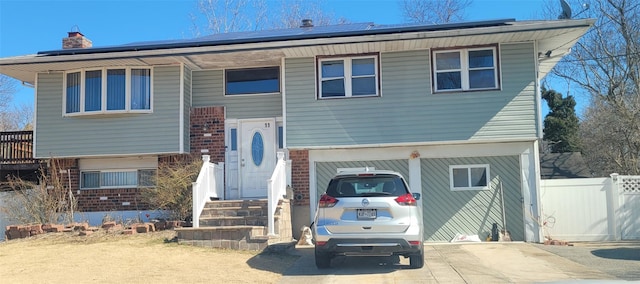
[0,230,298,283]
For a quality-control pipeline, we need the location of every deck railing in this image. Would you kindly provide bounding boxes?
[0,131,35,164]
[267,152,291,236]
[192,155,224,228]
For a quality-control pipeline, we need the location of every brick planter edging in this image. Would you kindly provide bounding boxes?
[4,220,186,241]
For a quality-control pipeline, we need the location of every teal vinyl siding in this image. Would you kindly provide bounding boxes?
[421,155,524,242]
[191,70,282,119]
[34,66,182,158]
[315,160,409,201]
[285,42,537,148]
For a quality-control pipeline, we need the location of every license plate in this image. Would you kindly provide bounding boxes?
[357,209,377,220]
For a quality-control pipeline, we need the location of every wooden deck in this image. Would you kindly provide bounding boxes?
[1,131,36,165]
[0,131,41,185]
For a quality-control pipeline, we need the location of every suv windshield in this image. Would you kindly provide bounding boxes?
[325,175,408,197]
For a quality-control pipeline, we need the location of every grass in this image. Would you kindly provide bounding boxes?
[0,229,299,283]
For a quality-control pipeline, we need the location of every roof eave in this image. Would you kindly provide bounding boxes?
[0,18,595,84]
[0,19,594,66]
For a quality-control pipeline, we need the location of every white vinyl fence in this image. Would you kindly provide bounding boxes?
[540,174,640,241]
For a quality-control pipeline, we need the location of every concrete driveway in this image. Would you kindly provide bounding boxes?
[536,241,640,281]
[279,242,639,283]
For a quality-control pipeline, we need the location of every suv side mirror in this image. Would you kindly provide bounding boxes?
[412,193,421,200]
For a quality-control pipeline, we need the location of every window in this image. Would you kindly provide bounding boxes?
[318,55,379,98]
[449,164,490,191]
[225,67,280,95]
[230,128,238,151]
[433,46,498,92]
[277,126,283,149]
[80,169,156,189]
[65,67,152,114]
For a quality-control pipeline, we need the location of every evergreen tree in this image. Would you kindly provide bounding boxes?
[541,87,581,153]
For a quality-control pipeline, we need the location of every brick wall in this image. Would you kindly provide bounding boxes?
[289,150,310,206]
[50,158,151,212]
[49,158,79,192]
[190,106,225,163]
[75,188,148,211]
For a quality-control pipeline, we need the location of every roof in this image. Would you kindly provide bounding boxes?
[37,20,515,56]
[0,18,595,84]
[540,152,592,179]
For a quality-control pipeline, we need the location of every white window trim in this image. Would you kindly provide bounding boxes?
[223,66,281,97]
[63,66,154,116]
[80,168,156,190]
[318,55,379,99]
[433,46,499,92]
[449,164,490,191]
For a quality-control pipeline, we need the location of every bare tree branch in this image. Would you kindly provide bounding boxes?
[0,75,16,111]
[552,0,640,175]
[0,75,32,131]
[401,0,472,24]
[190,0,346,36]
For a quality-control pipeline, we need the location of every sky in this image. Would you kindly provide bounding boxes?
[0,0,568,114]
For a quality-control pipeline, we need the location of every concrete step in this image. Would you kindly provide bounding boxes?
[199,215,282,227]
[177,199,292,251]
[200,206,267,218]
[203,199,269,209]
[175,226,271,250]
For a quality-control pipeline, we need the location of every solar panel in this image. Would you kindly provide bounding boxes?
[38,19,515,56]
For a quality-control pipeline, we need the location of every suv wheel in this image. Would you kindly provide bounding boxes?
[409,247,424,269]
[314,246,331,269]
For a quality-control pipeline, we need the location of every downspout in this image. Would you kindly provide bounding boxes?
[179,63,185,153]
[281,57,287,150]
[534,40,543,140]
[532,41,544,242]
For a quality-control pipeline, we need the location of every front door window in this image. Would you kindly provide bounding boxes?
[251,132,264,166]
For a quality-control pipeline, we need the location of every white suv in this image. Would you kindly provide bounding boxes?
[312,170,424,269]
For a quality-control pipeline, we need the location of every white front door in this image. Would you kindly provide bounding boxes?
[239,119,277,198]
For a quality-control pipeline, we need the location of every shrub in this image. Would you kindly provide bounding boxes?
[141,155,202,221]
[0,159,77,224]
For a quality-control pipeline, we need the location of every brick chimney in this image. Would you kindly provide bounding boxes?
[62,31,92,49]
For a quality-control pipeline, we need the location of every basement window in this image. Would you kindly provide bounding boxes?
[81,169,156,189]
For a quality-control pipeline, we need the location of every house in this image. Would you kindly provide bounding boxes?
[0,18,594,243]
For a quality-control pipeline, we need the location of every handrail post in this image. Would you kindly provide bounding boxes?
[192,181,199,228]
[267,152,287,236]
[268,180,275,236]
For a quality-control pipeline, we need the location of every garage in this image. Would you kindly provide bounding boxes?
[421,155,525,242]
[307,143,537,242]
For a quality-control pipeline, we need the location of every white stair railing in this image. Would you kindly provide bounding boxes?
[192,155,224,228]
[267,152,289,236]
